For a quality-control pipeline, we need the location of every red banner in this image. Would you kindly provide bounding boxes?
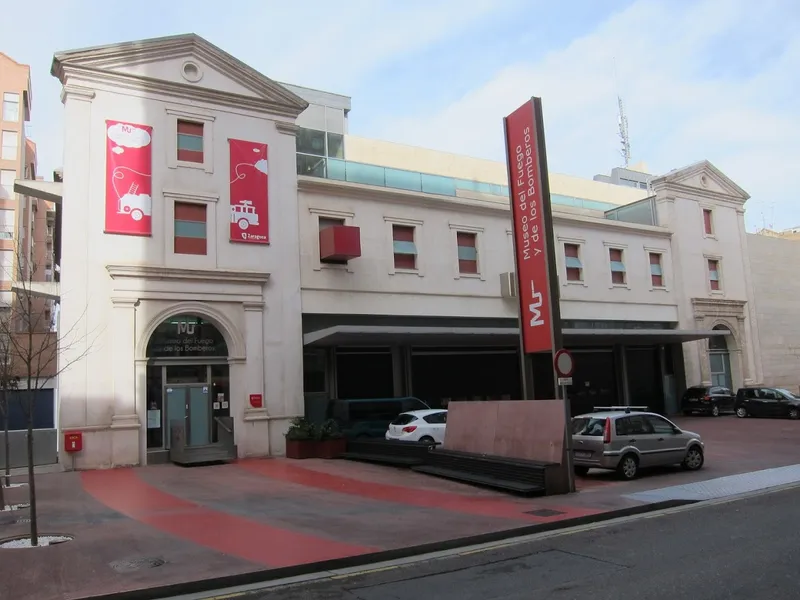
[105,120,153,236]
[229,139,269,244]
[504,101,553,354]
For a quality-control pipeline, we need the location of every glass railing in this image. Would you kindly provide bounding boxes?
[296,153,620,212]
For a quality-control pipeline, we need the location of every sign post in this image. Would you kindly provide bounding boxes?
[504,97,575,493]
[554,349,576,493]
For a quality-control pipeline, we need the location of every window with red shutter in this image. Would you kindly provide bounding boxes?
[703,209,713,235]
[708,259,721,291]
[177,120,204,163]
[392,225,417,270]
[564,243,582,281]
[609,247,626,285]
[649,252,664,287]
[456,231,478,274]
[174,202,207,255]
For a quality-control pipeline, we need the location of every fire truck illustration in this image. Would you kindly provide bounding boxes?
[231,200,259,231]
[118,181,152,222]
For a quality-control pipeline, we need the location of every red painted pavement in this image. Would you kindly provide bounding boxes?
[81,469,377,567]
[237,459,601,521]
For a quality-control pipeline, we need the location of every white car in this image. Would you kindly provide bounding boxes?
[385,409,447,445]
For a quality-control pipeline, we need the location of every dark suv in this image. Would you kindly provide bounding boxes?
[681,385,735,417]
[734,387,800,420]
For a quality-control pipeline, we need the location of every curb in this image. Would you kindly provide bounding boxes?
[74,498,696,600]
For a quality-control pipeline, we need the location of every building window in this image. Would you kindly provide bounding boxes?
[1,131,17,160]
[177,120,204,163]
[564,243,583,281]
[392,224,417,270]
[457,232,478,274]
[173,202,207,255]
[2,93,19,123]
[703,208,713,236]
[0,170,14,202]
[708,259,721,291]
[649,252,664,288]
[319,216,347,265]
[609,248,626,285]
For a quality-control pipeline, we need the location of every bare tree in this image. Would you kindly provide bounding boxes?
[0,237,91,546]
[0,328,20,509]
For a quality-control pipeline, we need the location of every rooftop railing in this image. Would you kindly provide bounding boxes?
[297,153,621,212]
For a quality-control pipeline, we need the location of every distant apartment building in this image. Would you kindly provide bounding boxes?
[0,52,57,467]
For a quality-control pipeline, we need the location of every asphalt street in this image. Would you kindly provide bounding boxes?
[240,485,800,600]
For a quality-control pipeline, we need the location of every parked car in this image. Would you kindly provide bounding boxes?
[328,397,430,439]
[571,406,705,480]
[385,409,447,445]
[681,385,735,416]
[734,387,800,419]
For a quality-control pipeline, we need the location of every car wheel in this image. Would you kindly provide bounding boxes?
[616,454,639,480]
[574,466,589,477]
[735,407,748,418]
[711,405,720,417]
[682,445,704,471]
[789,408,800,420]
[419,436,435,445]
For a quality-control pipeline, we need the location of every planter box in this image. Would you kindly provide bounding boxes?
[285,439,319,460]
[317,438,346,459]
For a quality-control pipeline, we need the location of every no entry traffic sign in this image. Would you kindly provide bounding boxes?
[554,349,574,378]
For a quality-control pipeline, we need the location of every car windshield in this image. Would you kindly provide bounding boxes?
[776,389,797,400]
[572,417,606,436]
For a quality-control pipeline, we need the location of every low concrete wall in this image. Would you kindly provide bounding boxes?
[444,400,566,464]
[0,429,59,469]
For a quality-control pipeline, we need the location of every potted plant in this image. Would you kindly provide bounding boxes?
[317,419,346,459]
[284,417,319,459]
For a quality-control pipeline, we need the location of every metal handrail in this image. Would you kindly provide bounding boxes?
[213,416,232,434]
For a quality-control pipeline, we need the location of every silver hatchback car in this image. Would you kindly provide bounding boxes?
[571,406,705,480]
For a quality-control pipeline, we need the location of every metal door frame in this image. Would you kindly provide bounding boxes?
[163,383,212,449]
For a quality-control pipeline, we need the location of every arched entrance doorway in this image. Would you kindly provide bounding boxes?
[145,313,230,452]
[709,325,732,390]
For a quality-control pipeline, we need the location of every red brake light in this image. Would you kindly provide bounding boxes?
[402,425,417,433]
[703,396,711,402]
[603,418,612,444]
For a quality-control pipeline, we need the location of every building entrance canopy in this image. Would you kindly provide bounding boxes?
[303,324,730,348]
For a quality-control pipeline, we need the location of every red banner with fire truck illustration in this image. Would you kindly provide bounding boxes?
[229,139,269,244]
[105,120,153,236]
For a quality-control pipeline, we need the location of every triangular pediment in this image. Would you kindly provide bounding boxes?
[51,34,308,118]
[652,160,749,202]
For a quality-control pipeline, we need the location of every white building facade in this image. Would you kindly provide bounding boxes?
[46,34,763,469]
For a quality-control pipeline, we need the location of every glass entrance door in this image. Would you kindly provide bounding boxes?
[164,384,211,448]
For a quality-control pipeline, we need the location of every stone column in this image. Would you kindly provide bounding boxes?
[241,301,269,456]
[737,316,754,385]
[109,297,140,466]
[695,316,711,385]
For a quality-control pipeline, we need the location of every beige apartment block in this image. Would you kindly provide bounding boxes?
[0,52,56,379]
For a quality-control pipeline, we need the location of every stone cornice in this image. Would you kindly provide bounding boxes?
[60,84,95,104]
[275,121,299,136]
[60,66,302,118]
[106,264,270,284]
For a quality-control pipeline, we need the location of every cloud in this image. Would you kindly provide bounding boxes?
[374,0,800,229]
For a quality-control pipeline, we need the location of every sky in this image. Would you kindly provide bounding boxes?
[2,0,798,231]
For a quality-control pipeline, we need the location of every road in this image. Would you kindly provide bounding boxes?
[237,485,800,600]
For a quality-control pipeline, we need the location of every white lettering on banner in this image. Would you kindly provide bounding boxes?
[512,126,543,263]
[528,281,545,328]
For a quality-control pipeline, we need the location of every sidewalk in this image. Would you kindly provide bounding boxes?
[1,415,799,600]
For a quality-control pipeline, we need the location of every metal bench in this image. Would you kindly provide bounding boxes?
[412,448,555,495]
[342,438,432,466]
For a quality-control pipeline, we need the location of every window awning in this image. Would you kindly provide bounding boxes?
[11,282,60,301]
[303,325,730,347]
[13,180,62,204]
